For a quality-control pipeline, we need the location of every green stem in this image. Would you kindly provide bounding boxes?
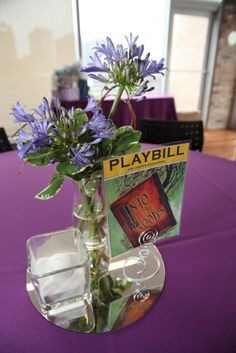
[108,86,124,120]
[77,178,105,242]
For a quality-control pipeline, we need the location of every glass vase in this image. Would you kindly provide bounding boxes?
[72,175,111,332]
[72,176,109,274]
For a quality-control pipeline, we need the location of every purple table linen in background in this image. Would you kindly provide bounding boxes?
[60,94,178,129]
[0,147,236,353]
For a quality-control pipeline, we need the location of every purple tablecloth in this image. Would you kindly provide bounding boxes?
[61,95,178,129]
[0,148,236,353]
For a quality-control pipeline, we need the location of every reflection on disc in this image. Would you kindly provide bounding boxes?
[26,245,165,333]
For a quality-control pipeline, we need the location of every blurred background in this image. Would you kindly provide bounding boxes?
[0,0,235,158]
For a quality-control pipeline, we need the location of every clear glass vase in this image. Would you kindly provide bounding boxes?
[72,176,107,249]
[72,176,109,274]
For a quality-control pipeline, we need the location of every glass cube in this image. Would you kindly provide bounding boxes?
[26,227,95,332]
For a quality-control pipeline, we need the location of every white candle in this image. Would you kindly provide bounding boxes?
[33,252,87,304]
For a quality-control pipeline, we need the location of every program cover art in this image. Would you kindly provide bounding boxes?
[103,143,189,258]
[110,173,176,247]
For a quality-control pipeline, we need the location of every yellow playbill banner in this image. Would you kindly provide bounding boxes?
[103,143,189,180]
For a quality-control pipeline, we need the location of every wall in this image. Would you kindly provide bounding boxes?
[207,0,236,129]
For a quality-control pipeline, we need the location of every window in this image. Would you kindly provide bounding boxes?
[0,0,77,135]
[166,0,222,123]
[168,12,210,111]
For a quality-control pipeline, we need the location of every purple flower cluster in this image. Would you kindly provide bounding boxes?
[80,110,115,144]
[11,98,54,158]
[71,144,94,169]
[81,33,165,96]
[11,96,114,169]
[11,102,34,123]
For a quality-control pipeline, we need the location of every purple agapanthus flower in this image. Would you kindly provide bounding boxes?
[80,33,166,97]
[32,118,53,144]
[42,97,51,114]
[70,144,94,169]
[33,97,52,119]
[52,96,61,111]
[16,129,34,159]
[16,118,53,159]
[81,52,108,73]
[90,128,115,144]
[80,110,114,143]
[87,74,108,83]
[11,102,34,123]
[125,33,144,59]
[125,33,138,50]
[133,81,154,96]
[33,104,47,119]
[81,37,128,76]
[139,58,165,79]
[80,96,102,114]
[51,96,62,121]
[43,96,61,122]
[95,37,127,63]
[16,141,34,159]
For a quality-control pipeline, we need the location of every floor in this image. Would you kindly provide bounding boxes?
[203,129,236,161]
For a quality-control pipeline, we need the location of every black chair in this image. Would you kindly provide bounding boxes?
[140,119,204,151]
[0,128,12,153]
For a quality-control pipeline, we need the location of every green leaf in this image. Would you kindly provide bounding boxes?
[100,139,113,155]
[123,142,141,154]
[35,174,64,200]
[114,125,135,138]
[56,162,78,176]
[56,162,96,181]
[113,142,141,155]
[112,131,141,153]
[73,108,88,128]
[25,147,55,166]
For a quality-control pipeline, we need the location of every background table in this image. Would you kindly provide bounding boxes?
[0,148,236,353]
[61,95,178,129]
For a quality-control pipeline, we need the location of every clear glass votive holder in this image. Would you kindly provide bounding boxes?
[26,227,95,332]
